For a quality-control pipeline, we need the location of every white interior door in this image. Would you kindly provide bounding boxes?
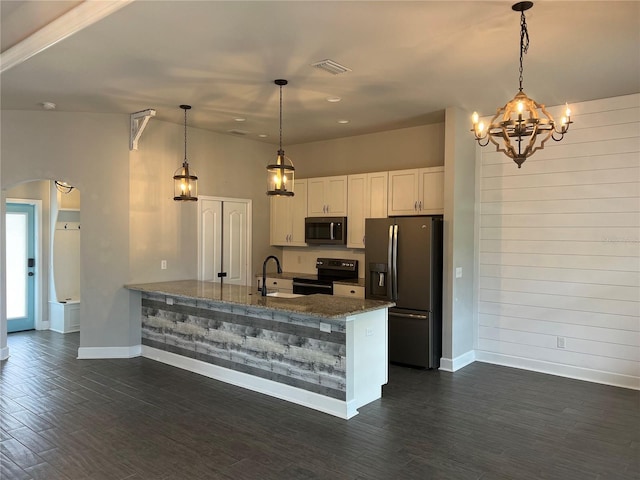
[199,198,222,282]
[222,201,248,285]
[199,197,251,285]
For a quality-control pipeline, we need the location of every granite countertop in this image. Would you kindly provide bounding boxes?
[125,280,393,319]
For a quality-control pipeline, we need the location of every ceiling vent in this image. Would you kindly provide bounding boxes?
[311,59,352,75]
[227,129,249,136]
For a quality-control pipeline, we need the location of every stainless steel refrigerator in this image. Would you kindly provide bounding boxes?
[365,215,443,368]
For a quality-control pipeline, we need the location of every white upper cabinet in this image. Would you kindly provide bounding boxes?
[270,179,307,246]
[307,175,348,217]
[347,172,388,248]
[388,167,444,216]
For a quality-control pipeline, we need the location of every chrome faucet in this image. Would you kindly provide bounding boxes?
[261,255,282,296]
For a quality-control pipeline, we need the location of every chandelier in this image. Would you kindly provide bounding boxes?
[471,1,572,168]
[55,181,74,194]
[266,79,295,196]
[173,104,198,201]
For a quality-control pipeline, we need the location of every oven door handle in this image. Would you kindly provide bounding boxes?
[292,282,333,289]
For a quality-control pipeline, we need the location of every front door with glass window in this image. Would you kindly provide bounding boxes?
[6,203,36,332]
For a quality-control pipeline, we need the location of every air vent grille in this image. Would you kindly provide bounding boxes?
[311,59,352,75]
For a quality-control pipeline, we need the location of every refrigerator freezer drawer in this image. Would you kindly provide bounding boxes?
[388,309,437,369]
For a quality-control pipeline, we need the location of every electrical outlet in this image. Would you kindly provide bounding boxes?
[166,297,174,305]
[319,322,331,333]
[557,336,566,349]
[161,260,167,270]
[366,328,374,337]
[455,267,463,278]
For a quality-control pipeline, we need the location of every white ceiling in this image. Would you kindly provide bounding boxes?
[1,1,639,145]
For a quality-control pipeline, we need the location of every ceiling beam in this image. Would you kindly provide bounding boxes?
[1,0,134,74]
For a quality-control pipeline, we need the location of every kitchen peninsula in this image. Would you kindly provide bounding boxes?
[126,280,393,419]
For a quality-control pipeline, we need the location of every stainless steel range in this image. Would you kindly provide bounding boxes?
[292,258,358,295]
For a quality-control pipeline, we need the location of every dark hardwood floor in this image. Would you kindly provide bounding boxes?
[1,330,638,480]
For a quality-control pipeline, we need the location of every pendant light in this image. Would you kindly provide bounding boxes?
[173,104,198,201]
[55,181,74,194]
[266,79,295,197]
[471,2,572,168]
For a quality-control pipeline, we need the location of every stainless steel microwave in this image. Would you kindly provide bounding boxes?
[304,217,347,245]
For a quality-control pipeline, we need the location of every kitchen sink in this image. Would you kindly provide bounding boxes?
[266,292,304,299]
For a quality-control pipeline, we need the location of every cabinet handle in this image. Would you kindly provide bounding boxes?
[350,290,355,294]
[419,200,422,211]
[414,201,418,211]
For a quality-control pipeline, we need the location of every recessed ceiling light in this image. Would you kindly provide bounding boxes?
[337,119,350,124]
[234,117,246,122]
[258,134,268,138]
[41,102,56,110]
[326,97,342,103]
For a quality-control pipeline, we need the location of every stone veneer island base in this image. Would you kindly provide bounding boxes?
[126,280,393,419]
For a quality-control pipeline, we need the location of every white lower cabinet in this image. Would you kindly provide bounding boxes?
[333,283,365,299]
[258,277,293,294]
[49,301,80,333]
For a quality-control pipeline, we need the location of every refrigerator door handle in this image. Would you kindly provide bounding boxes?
[391,312,429,320]
[387,225,394,298]
[392,224,398,300]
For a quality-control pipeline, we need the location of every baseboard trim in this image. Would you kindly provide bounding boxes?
[77,344,142,359]
[475,351,640,391]
[142,345,355,419]
[0,346,9,361]
[439,350,476,372]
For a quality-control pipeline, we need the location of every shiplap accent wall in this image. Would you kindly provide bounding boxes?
[475,94,640,389]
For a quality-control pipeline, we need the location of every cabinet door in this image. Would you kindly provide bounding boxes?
[388,169,420,216]
[260,277,293,294]
[419,167,444,214]
[333,283,365,299]
[307,177,327,217]
[347,174,366,248]
[289,179,307,246]
[307,176,348,216]
[326,176,348,215]
[367,171,388,219]
[348,172,387,249]
[270,195,292,246]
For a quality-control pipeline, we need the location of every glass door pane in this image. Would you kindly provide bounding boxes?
[7,211,28,319]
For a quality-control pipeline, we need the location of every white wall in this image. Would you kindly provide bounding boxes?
[475,94,640,389]
[288,123,445,178]
[129,118,276,284]
[1,110,132,352]
[1,110,278,358]
[440,106,477,371]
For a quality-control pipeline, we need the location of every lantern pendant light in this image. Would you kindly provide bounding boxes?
[173,104,198,201]
[266,79,295,196]
[471,2,572,168]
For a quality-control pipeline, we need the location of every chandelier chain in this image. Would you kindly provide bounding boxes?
[183,108,188,161]
[279,84,283,151]
[518,9,530,92]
